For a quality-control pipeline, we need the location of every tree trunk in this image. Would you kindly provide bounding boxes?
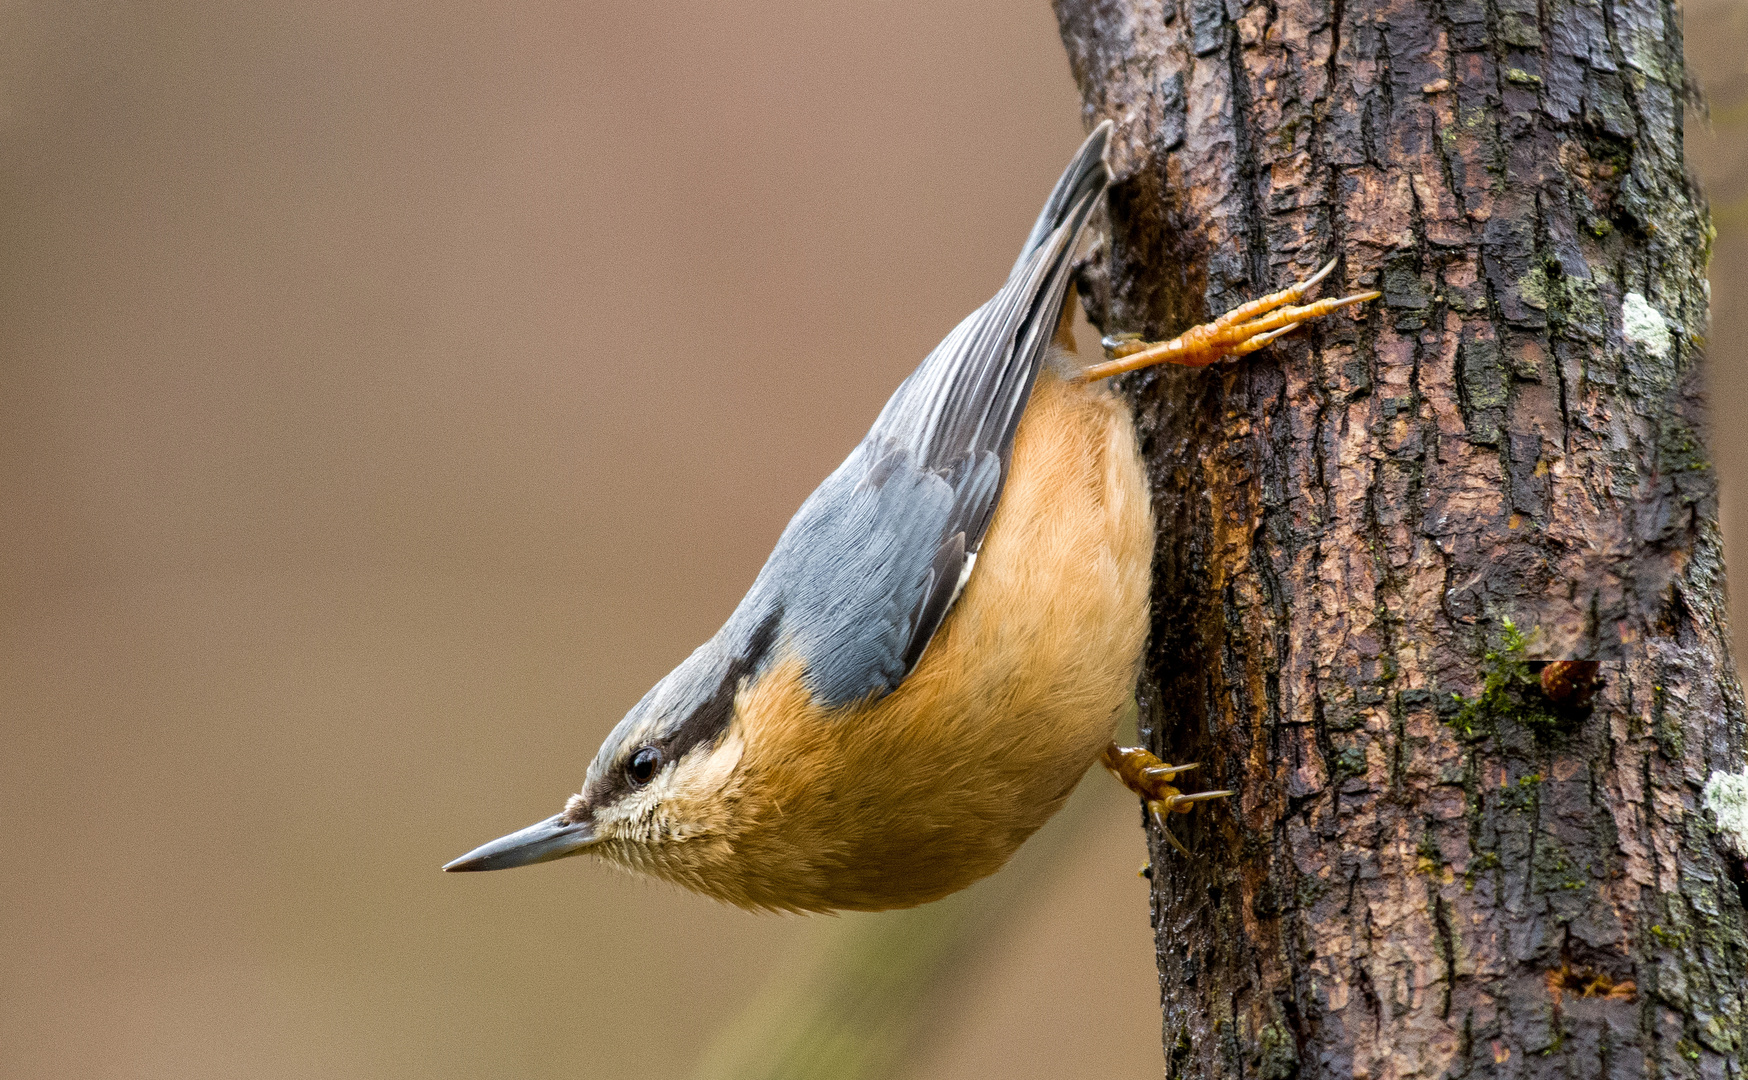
[1051,0,1748,1076]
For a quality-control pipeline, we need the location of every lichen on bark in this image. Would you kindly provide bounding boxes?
[1052,0,1748,1074]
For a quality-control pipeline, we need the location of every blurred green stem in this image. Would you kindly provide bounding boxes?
[688,769,1128,1080]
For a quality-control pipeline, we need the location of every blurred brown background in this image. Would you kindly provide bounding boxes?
[2,2,1743,1078]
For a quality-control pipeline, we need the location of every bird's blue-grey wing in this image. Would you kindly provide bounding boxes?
[754,122,1113,708]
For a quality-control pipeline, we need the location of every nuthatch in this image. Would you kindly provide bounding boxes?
[445,122,1379,912]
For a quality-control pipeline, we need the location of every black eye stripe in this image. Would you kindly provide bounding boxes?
[627,746,662,786]
[663,605,782,764]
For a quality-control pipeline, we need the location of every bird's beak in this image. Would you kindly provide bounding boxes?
[443,812,599,872]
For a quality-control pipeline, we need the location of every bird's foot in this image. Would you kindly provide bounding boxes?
[1100,743,1231,855]
[1077,259,1381,381]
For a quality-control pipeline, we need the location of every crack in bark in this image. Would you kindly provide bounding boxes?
[1053,0,1743,1072]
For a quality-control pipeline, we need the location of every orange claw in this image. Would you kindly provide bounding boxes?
[1101,743,1232,856]
[1078,258,1382,381]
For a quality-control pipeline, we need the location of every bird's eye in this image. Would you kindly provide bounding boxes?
[627,746,662,786]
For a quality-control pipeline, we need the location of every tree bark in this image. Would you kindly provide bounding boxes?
[1051,0,1748,1076]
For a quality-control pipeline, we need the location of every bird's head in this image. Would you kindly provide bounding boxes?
[443,641,755,877]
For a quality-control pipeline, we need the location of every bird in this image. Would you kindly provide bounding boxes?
[444,122,1380,912]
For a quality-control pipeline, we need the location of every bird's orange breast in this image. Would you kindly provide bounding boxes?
[640,365,1155,912]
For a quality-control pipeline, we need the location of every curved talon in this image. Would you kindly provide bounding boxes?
[1103,743,1231,855]
[1163,790,1234,813]
[1078,257,1382,381]
[1150,807,1192,855]
[1101,331,1146,360]
[1296,257,1338,295]
[1233,322,1303,356]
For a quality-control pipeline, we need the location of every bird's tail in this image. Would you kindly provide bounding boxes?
[1009,119,1112,281]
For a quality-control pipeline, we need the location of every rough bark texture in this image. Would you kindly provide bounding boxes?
[1051,0,1748,1076]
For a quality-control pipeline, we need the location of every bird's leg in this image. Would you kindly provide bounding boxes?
[1076,259,1382,381]
[1101,743,1232,855]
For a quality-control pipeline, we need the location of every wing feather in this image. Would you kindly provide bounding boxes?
[743,123,1112,707]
